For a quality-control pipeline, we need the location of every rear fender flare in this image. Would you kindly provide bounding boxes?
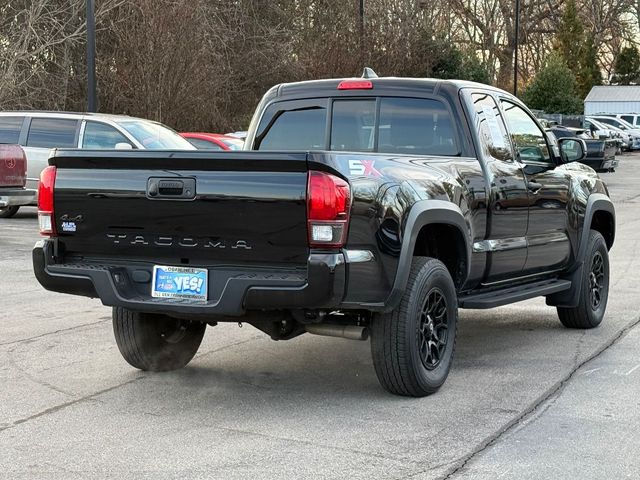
[576,193,615,264]
[547,193,615,308]
[384,200,471,312]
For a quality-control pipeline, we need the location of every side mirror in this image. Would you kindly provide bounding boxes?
[115,142,133,150]
[558,137,586,163]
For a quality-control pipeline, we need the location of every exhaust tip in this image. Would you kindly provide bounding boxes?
[305,324,369,341]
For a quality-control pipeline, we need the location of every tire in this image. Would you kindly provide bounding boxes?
[112,307,206,371]
[0,206,19,218]
[557,230,609,329]
[371,257,458,397]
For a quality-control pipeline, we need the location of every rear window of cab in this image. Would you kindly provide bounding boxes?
[255,97,459,156]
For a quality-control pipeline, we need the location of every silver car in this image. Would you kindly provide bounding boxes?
[0,111,195,218]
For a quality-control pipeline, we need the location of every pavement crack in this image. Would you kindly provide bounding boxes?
[571,331,587,369]
[0,319,110,347]
[6,344,76,397]
[210,424,416,466]
[435,313,640,480]
[0,376,143,434]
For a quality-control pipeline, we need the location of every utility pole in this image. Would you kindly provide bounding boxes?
[86,0,97,112]
[358,0,365,66]
[513,0,520,96]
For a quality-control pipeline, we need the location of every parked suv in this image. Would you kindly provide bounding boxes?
[0,112,194,217]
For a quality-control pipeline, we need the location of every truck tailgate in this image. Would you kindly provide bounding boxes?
[50,151,309,267]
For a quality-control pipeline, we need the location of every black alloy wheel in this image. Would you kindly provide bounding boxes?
[419,288,449,370]
[588,251,605,310]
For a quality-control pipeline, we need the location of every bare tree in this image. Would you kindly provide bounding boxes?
[1,0,638,131]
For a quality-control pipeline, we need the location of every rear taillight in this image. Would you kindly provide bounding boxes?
[307,171,351,248]
[38,166,57,235]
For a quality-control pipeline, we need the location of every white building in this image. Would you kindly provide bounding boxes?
[584,85,640,115]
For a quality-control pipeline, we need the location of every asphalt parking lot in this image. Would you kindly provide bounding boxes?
[1,156,639,480]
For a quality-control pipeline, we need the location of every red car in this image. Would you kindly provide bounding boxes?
[180,133,244,151]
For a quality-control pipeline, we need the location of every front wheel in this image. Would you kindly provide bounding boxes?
[112,307,206,371]
[557,230,609,329]
[0,206,19,218]
[371,257,458,397]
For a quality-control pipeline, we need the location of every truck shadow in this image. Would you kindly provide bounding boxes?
[143,305,570,403]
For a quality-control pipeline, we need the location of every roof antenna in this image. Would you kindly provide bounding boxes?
[362,67,378,79]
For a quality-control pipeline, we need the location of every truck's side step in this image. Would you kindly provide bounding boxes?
[458,279,571,309]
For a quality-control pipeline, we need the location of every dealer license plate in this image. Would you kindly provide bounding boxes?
[151,265,208,301]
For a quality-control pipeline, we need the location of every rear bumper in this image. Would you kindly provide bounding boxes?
[0,189,37,207]
[32,240,345,317]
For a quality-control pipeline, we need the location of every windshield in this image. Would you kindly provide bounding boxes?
[597,117,629,130]
[613,117,635,129]
[116,120,195,149]
[588,119,614,132]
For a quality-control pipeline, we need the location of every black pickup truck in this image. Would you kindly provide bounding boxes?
[33,72,615,397]
[549,125,618,172]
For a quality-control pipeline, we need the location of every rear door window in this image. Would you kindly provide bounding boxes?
[470,93,512,161]
[26,118,78,148]
[378,98,457,156]
[0,116,25,144]
[82,121,132,149]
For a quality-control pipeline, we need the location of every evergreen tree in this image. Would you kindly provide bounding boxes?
[416,32,490,84]
[611,46,640,85]
[461,52,491,84]
[521,54,583,114]
[576,37,602,98]
[553,0,601,99]
[554,0,583,72]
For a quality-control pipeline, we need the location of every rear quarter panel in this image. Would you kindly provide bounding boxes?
[308,152,486,304]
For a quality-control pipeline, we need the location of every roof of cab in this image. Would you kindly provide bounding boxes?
[274,76,508,99]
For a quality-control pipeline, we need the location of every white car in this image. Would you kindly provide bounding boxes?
[585,117,638,150]
[589,115,640,149]
[0,112,195,218]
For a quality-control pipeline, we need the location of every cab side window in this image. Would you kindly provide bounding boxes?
[500,101,551,164]
[82,122,133,149]
[256,107,327,150]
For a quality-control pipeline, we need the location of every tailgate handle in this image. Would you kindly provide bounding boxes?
[147,178,196,200]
